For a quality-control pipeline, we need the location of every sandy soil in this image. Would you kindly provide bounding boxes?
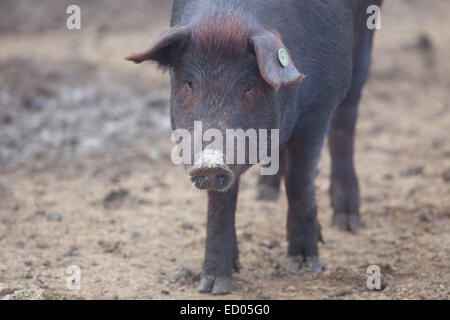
[0,0,449,300]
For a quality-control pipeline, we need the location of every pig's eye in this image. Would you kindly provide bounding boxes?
[185,80,194,91]
[244,81,256,94]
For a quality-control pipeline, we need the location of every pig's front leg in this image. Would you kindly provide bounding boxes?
[198,179,240,295]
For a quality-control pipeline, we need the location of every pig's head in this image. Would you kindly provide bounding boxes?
[126,14,305,191]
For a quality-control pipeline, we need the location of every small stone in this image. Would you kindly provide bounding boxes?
[131,232,141,240]
[442,168,450,182]
[36,242,49,249]
[242,232,253,241]
[0,283,14,296]
[25,259,33,266]
[173,267,198,285]
[25,269,33,279]
[103,189,130,209]
[1,217,16,225]
[400,166,424,177]
[98,240,120,253]
[64,245,79,257]
[259,240,280,250]
[180,223,194,230]
[15,241,25,249]
[329,289,352,298]
[47,212,62,222]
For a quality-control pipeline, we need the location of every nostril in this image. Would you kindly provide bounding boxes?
[192,176,206,188]
[216,174,229,187]
[190,161,234,191]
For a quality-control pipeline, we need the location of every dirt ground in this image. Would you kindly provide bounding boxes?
[0,0,449,300]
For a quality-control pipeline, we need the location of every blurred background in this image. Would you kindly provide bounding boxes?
[0,0,174,170]
[0,1,449,300]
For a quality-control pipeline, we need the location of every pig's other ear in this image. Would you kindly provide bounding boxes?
[124,26,189,67]
[250,31,306,91]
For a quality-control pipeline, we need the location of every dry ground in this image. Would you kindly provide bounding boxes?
[0,0,449,299]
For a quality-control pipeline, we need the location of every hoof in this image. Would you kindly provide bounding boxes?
[254,185,280,201]
[332,214,360,232]
[286,255,322,274]
[198,276,232,295]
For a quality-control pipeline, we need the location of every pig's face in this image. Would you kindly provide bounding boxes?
[170,42,271,133]
[126,15,305,191]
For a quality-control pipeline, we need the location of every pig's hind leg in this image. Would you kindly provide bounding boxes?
[255,149,285,201]
[328,30,375,232]
[284,134,325,275]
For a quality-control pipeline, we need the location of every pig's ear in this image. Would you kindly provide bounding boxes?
[250,31,306,91]
[124,26,189,67]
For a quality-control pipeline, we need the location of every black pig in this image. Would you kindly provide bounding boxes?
[126,0,382,295]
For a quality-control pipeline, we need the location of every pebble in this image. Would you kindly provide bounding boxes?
[442,168,450,182]
[1,217,16,225]
[47,212,62,222]
[400,166,424,177]
[242,232,253,241]
[180,223,194,230]
[15,241,25,249]
[286,285,296,292]
[329,289,352,298]
[25,269,33,279]
[131,232,141,240]
[0,283,14,296]
[259,240,280,250]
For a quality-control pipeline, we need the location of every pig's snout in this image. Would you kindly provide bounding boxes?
[190,149,234,191]
[190,166,233,191]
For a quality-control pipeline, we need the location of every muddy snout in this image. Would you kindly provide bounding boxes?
[190,149,234,191]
